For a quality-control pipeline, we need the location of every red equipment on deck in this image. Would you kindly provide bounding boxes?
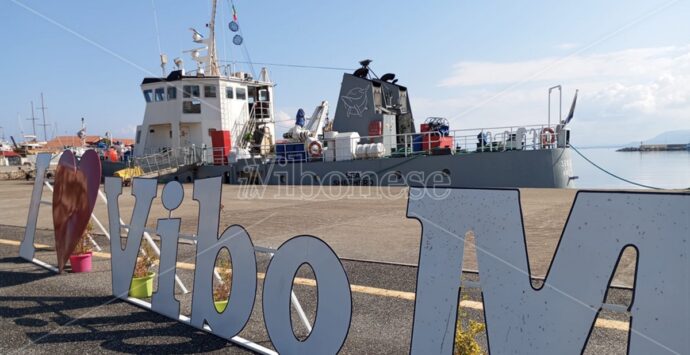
[368,121,383,136]
[421,133,454,151]
[210,130,232,165]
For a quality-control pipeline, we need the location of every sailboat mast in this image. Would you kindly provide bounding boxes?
[208,0,220,76]
[39,92,49,141]
[29,101,37,137]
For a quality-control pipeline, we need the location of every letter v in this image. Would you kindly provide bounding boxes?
[105,177,158,298]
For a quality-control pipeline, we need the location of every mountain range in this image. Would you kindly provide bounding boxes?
[626,129,690,147]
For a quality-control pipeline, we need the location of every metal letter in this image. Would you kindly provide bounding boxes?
[190,177,257,339]
[407,188,472,355]
[262,236,352,354]
[472,191,689,354]
[151,218,181,318]
[19,153,52,261]
[106,177,158,298]
[151,181,184,319]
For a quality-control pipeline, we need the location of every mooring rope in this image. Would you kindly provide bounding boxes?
[569,145,665,190]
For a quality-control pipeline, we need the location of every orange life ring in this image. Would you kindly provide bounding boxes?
[308,141,323,157]
[541,128,555,146]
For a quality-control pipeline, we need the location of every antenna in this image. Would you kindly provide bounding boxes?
[160,54,168,76]
[548,85,562,128]
[28,101,37,137]
[208,0,220,76]
[38,92,50,141]
[151,0,168,77]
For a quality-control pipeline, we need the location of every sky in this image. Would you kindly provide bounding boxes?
[1,0,689,146]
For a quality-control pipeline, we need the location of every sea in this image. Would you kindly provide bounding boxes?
[570,147,690,190]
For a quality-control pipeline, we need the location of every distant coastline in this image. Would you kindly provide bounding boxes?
[617,143,690,152]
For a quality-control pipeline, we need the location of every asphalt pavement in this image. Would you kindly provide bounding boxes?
[0,225,633,354]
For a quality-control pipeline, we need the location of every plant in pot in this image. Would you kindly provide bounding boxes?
[129,243,157,299]
[213,255,233,312]
[69,222,93,273]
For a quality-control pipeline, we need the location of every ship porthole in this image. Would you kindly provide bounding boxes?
[442,169,451,176]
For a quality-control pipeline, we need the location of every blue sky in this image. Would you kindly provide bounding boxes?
[1,0,689,146]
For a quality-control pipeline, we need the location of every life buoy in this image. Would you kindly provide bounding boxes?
[541,128,555,146]
[308,141,323,157]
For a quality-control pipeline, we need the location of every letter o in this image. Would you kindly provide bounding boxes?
[262,236,352,354]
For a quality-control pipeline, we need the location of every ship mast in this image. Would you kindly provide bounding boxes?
[208,0,220,76]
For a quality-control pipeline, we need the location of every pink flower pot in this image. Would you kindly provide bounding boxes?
[69,252,92,273]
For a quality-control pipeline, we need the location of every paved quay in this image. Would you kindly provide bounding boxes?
[0,226,631,354]
[0,180,643,353]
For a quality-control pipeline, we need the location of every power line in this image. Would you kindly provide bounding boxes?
[218,59,353,71]
[150,0,162,56]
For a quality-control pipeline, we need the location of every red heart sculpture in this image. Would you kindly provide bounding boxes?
[52,149,101,272]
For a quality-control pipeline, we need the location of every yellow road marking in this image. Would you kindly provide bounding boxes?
[0,238,630,331]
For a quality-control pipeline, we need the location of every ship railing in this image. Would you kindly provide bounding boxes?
[135,123,565,169]
[339,123,565,158]
[131,146,206,176]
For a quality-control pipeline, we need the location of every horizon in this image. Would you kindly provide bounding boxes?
[2,0,690,147]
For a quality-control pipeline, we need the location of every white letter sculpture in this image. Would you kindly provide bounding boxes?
[19,152,52,261]
[189,177,257,339]
[106,177,158,298]
[263,236,352,354]
[407,188,689,355]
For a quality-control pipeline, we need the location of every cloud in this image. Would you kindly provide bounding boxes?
[116,124,137,137]
[273,110,295,137]
[415,45,690,145]
[438,46,689,87]
[555,43,579,50]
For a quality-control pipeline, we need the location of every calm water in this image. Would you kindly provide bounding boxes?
[571,148,690,190]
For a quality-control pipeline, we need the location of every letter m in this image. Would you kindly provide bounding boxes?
[408,189,689,355]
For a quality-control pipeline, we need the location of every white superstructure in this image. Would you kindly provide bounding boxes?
[133,1,275,157]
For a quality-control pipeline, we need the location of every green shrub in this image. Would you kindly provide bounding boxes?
[454,298,486,355]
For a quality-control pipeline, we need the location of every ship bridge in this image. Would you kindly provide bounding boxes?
[133,1,275,164]
[134,69,275,159]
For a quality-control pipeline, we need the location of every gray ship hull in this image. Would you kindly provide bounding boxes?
[197,148,574,188]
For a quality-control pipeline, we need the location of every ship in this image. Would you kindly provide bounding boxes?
[111,1,577,189]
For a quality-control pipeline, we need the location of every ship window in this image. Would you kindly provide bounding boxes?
[183,100,201,114]
[204,85,217,98]
[136,130,141,144]
[167,87,177,100]
[183,85,200,98]
[154,88,165,102]
[259,89,269,101]
[226,87,234,99]
[236,87,246,100]
[143,90,153,103]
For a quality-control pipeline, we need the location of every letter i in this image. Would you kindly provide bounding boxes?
[151,181,184,319]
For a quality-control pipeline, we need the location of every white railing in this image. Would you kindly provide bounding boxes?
[337,123,564,159]
[130,123,566,171]
[131,146,205,177]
